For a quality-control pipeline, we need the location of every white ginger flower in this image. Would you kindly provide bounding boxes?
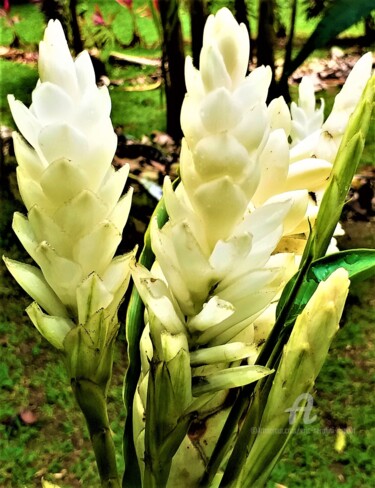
[255,53,373,249]
[131,8,301,484]
[290,76,325,145]
[131,9,371,485]
[4,20,135,351]
[290,52,373,165]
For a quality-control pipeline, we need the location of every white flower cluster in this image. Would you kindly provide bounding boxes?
[5,20,134,350]
[132,8,372,484]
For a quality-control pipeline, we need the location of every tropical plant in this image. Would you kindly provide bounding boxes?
[4,7,375,488]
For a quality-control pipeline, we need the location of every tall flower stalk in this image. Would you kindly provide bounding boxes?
[125,7,374,488]
[4,20,135,487]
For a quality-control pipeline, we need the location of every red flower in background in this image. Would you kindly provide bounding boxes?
[115,0,133,8]
[92,4,106,25]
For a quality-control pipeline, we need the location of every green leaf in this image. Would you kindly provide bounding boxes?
[144,356,193,488]
[285,0,375,77]
[277,249,375,326]
[308,249,375,283]
[122,182,178,488]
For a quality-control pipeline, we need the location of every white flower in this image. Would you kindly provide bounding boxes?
[5,20,135,351]
[290,77,325,145]
[131,8,299,484]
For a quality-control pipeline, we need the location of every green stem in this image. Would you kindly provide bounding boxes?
[72,377,121,488]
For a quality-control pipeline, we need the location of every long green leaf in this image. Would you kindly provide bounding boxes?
[284,0,375,78]
[122,196,169,488]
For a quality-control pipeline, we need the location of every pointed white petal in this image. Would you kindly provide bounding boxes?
[16,166,48,212]
[150,219,198,315]
[231,102,269,153]
[26,302,74,350]
[75,50,96,92]
[38,21,79,98]
[38,124,89,165]
[108,188,133,233]
[192,365,273,395]
[53,189,110,239]
[323,52,373,135]
[101,251,134,295]
[252,128,289,204]
[268,96,291,135]
[168,220,215,300]
[285,158,333,192]
[209,232,252,276]
[200,87,242,132]
[12,212,39,262]
[233,66,272,107]
[131,263,186,335]
[97,164,129,209]
[194,133,250,179]
[181,95,208,147]
[35,241,83,310]
[73,220,121,277]
[188,296,235,333]
[264,190,309,236]
[8,95,42,148]
[28,205,72,258]
[184,55,204,97]
[40,157,89,205]
[3,257,69,317]
[200,43,232,93]
[190,343,258,366]
[217,268,279,303]
[194,177,248,246]
[76,272,114,324]
[236,200,291,244]
[289,130,320,162]
[31,82,73,125]
[13,132,46,179]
